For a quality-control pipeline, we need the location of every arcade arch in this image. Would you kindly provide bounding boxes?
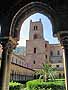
[10,2,59,42]
[0,2,68,90]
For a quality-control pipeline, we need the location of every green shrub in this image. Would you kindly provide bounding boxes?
[9,81,25,90]
[26,79,65,90]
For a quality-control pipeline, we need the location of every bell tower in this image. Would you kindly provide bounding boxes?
[29,19,44,40]
[25,19,49,69]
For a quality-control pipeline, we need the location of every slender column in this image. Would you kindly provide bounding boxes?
[60,35,68,90]
[6,43,13,90]
[64,47,68,90]
[0,41,8,90]
[0,41,13,90]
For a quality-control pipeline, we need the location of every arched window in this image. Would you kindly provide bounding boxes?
[50,51,53,56]
[33,60,36,64]
[16,59,17,64]
[34,26,38,30]
[59,73,61,78]
[45,55,47,59]
[63,73,65,78]
[12,70,14,80]
[34,34,38,39]
[57,50,60,55]
[45,44,47,48]
[36,26,38,30]
[34,48,36,53]
[34,26,35,30]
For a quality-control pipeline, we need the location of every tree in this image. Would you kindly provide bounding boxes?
[35,64,56,82]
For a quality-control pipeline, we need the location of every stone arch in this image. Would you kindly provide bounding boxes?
[10,2,59,42]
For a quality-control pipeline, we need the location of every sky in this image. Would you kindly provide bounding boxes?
[17,13,60,47]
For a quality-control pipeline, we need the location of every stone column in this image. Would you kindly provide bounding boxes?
[6,42,13,90]
[0,41,13,90]
[60,33,68,90]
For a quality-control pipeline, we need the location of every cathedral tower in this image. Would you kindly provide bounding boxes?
[25,19,49,70]
[29,19,43,40]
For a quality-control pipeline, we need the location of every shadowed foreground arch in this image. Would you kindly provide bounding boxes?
[10,2,59,41]
[0,1,68,90]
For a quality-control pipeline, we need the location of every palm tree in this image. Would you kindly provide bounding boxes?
[35,64,56,82]
[42,64,56,81]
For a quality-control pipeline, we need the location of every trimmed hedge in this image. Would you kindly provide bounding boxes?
[9,79,65,90]
[9,81,25,90]
[26,79,65,90]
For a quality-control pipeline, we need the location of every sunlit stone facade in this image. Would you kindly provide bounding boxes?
[0,20,64,81]
[25,20,64,77]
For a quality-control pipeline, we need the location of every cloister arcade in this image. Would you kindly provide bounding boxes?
[0,1,68,90]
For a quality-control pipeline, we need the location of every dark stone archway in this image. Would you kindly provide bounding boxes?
[10,2,59,40]
[0,1,68,90]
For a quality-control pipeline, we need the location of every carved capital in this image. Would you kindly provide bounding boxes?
[60,36,68,47]
[6,41,13,53]
[57,31,68,49]
[1,41,12,54]
[0,36,17,54]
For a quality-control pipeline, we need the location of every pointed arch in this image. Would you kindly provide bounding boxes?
[10,2,59,42]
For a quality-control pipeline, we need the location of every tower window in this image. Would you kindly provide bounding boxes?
[45,55,47,59]
[34,26,38,30]
[34,34,37,39]
[45,44,47,48]
[50,51,53,56]
[57,50,60,55]
[34,48,36,53]
[33,60,35,64]
[36,26,38,30]
[34,26,35,30]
